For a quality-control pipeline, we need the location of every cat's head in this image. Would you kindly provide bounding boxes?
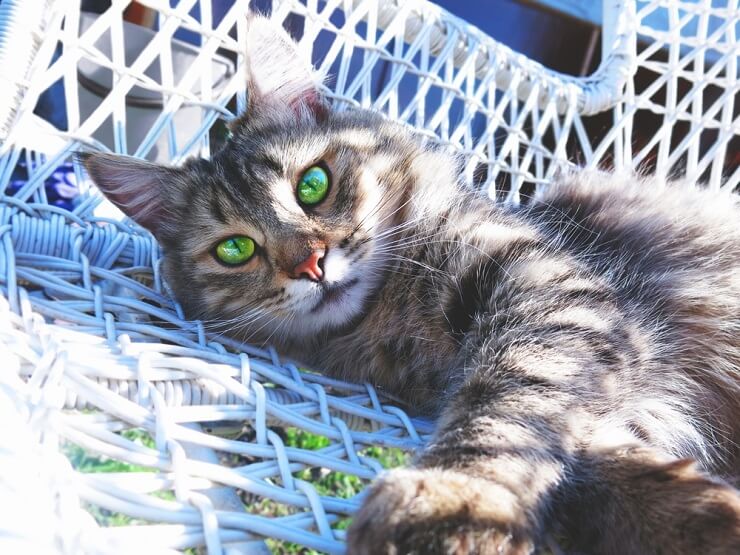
[82,15,458,345]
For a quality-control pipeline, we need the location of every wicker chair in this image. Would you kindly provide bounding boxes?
[0,0,737,553]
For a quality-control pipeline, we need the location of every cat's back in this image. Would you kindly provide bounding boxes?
[528,172,740,257]
[523,173,740,476]
[525,172,740,312]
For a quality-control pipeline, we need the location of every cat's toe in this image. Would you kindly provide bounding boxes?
[346,468,536,555]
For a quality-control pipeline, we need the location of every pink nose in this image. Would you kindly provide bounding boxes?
[292,249,325,282]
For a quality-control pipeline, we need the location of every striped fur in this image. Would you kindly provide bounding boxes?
[84,15,740,555]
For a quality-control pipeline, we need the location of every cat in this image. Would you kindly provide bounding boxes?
[81,14,740,555]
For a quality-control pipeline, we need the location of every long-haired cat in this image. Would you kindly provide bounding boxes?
[82,15,740,555]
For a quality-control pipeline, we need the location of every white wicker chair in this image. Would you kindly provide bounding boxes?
[0,1,737,553]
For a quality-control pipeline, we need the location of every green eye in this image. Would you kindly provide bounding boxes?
[297,165,330,205]
[215,236,255,265]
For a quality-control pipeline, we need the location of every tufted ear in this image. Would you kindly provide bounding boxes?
[244,14,328,122]
[79,152,182,237]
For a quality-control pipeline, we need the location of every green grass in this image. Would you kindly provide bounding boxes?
[64,429,155,475]
[63,428,159,528]
[252,428,408,554]
[64,426,408,554]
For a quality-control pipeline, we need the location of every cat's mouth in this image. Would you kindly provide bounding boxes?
[310,278,360,312]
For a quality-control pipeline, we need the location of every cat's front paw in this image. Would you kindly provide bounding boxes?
[346,468,535,555]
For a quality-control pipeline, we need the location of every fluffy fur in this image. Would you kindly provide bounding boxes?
[83,15,740,554]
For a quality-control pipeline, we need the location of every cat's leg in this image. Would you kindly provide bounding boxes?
[347,374,576,555]
[560,440,740,555]
[346,380,740,554]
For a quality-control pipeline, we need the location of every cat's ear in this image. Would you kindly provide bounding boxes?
[79,152,181,237]
[244,14,328,122]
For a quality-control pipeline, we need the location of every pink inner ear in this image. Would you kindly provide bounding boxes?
[81,153,173,236]
[289,90,329,122]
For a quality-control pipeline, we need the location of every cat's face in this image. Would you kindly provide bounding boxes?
[81,16,425,344]
[168,111,414,341]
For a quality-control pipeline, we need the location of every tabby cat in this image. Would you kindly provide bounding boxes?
[82,15,740,555]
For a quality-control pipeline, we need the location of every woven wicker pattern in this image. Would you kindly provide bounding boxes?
[1,287,431,553]
[624,0,739,189]
[0,0,737,553]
